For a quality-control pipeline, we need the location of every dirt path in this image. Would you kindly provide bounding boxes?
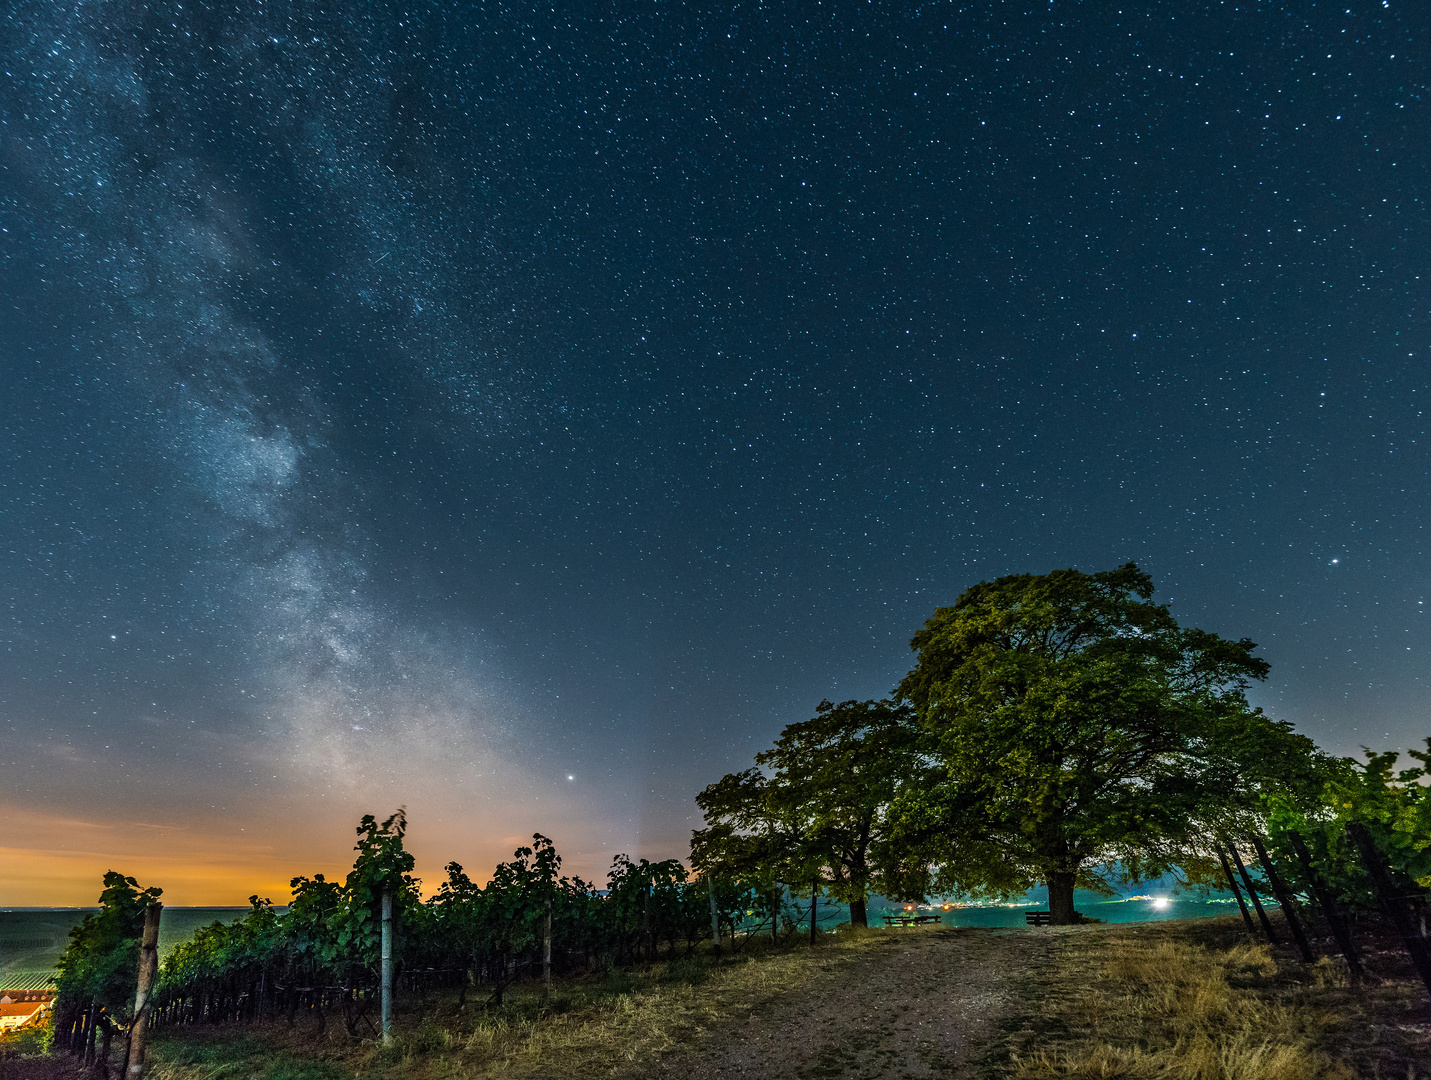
[643,927,1046,1080]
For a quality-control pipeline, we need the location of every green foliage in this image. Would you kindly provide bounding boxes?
[54,870,163,1023]
[890,564,1324,918]
[691,698,922,925]
[152,815,724,1019]
[335,809,419,975]
[1266,742,1431,910]
[157,812,420,1003]
[758,699,923,906]
[1326,743,1431,887]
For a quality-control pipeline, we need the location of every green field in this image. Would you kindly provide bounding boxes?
[0,908,254,991]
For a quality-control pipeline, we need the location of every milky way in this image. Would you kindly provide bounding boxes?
[2,2,1427,902]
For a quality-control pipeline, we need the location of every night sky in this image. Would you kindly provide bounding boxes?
[2,2,1427,905]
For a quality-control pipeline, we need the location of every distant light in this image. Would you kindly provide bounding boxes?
[1330,558,1339,565]
[1152,897,1170,910]
[567,775,574,781]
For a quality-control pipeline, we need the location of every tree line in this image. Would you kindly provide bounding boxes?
[693,563,1426,928]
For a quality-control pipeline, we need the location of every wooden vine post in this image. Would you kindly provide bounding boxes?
[1287,829,1364,982]
[125,901,163,1079]
[1217,848,1257,934]
[380,890,393,1047]
[1346,821,1431,999]
[1229,844,1280,942]
[1250,835,1314,962]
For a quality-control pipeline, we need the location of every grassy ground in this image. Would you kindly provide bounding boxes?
[137,934,848,1080]
[4,918,1429,1079]
[981,916,1431,1080]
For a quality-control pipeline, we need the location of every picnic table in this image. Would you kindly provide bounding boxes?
[881,912,942,927]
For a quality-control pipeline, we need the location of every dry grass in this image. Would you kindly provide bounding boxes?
[986,918,1429,1080]
[139,931,877,1080]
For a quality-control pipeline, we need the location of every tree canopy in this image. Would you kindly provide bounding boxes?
[891,562,1324,924]
[692,698,919,926]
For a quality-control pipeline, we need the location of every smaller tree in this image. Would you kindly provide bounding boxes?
[691,768,813,933]
[756,699,922,926]
[692,698,921,929]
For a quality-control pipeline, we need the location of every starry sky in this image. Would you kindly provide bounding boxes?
[2,1,1427,905]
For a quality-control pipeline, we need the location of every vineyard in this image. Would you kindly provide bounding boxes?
[45,810,838,1072]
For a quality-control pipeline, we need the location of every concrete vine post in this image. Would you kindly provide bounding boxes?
[543,898,552,1001]
[707,877,721,956]
[1346,821,1431,1000]
[380,890,393,1047]
[125,901,163,1079]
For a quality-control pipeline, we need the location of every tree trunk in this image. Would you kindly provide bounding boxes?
[1047,870,1078,926]
[849,896,868,929]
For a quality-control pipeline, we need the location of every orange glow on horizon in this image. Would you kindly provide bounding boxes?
[0,802,664,907]
[0,806,350,906]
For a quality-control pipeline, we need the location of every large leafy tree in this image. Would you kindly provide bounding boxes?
[894,563,1322,925]
[692,698,920,928]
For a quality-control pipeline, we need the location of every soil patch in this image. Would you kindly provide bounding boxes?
[643,927,1042,1080]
